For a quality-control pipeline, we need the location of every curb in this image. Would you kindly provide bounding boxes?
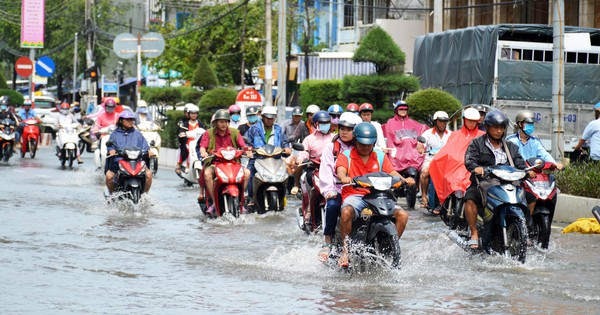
[158,147,179,168]
[555,194,600,223]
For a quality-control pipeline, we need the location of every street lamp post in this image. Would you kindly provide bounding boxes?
[265,0,273,107]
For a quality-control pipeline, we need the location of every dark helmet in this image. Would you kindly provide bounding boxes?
[515,110,535,124]
[291,106,303,116]
[246,105,260,116]
[353,122,378,145]
[312,110,331,124]
[473,104,487,114]
[484,110,509,128]
[346,103,359,113]
[214,109,230,121]
[359,103,374,112]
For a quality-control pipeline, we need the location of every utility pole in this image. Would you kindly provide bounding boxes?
[265,0,273,107]
[433,0,443,33]
[551,0,565,162]
[276,0,287,121]
[85,0,96,112]
[72,33,78,103]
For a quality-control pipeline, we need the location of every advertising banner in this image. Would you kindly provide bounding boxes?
[21,0,45,48]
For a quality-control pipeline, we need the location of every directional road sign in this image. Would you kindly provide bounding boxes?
[15,56,34,77]
[35,56,55,77]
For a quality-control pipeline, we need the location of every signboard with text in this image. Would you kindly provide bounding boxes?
[235,88,263,123]
[21,0,45,48]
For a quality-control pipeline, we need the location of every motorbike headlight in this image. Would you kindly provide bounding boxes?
[368,176,392,191]
[235,167,244,182]
[222,149,236,161]
[216,167,229,182]
[492,169,526,181]
[125,149,140,160]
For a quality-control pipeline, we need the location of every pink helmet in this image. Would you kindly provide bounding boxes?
[228,104,241,114]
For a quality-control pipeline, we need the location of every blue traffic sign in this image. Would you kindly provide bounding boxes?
[103,83,119,93]
[35,56,55,77]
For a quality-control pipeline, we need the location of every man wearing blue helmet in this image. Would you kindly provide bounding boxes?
[327,104,344,134]
[574,102,600,161]
[105,110,153,194]
[335,122,415,267]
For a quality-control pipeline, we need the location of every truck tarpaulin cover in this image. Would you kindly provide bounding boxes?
[414,24,600,105]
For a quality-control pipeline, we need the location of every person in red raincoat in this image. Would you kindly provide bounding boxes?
[384,101,427,173]
[428,108,485,214]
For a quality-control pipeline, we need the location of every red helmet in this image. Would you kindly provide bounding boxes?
[359,103,374,112]
[228,104,241,114]
[60,102,70,109]
[104,99,117,107]
[346,103,359,113]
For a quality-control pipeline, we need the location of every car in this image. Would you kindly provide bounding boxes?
[29,96,60,137]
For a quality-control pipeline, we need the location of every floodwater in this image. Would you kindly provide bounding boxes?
[0,147,598,314]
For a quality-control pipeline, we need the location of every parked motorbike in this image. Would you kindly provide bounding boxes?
[524,158,559,249]
[94,125,116,171]
[202,146,249,218]
[138,121,161,176]
[19,118,40,159]
[179,127,205,186]
[56,123,81,169]
[0,118,16,163]
[251,142,302,214]
[295,160,326,233]
[447,164,536,263]
[78,119,94,155]
[329,172,405,270]
[107,144,149,204]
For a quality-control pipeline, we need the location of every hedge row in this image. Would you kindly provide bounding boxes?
[0,89,24,105]
[555,160,600,199]
[140,87,203,105]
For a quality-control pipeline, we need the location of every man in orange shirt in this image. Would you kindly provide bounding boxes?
[335,123,415,267]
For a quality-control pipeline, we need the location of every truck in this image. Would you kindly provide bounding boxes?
[413,24,600,154]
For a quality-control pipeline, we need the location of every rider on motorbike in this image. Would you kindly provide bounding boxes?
[93,99,119,135]
[318,112,363,261]
[419,111,452,208]
[134,100,154,126]
[228,105,243,129]
[290,110,336,200]
[199,109,250,214]
[245,106,291,207]
[176,104,206,175]
[358,103,386,151]
[282,106,304,139]
[346,103,359,115]
[56,103,84,164]
[16,100,41,147]
[106,110,153,194]
[327,104,344,134]
[336,122,415,267]
[290,104,320,143]
[463,111,534,249]
[506,110,564,220]
[238,105,260,136]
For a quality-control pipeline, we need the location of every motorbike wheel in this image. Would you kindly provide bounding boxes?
[376,234,402,268]
[29,139,37,159]
[225,195,240,218]
[130,187,141,204]
[68,149,75,168]
[505,218,528,263]
[534,210,552,249]
[267,191,278,212]
[3,143,12,162]
[149,157,158,176]
[405,185,417,209]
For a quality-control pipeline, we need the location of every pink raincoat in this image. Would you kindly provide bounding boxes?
[384,115,427,171]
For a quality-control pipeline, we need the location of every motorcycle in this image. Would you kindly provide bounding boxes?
[0,118,16,163]
[94,125,116,171]
[56,123,81,169]
[447,164,537,263]
[107,144,148,204]
[19,118,40,159]
[251,142,302,214]
[138,121,161,176]
[439,190,468,231]
[202,146,249,218]
[523,158,559,249]
[179,127,205,186]
[78,119,94,155]
[329,172,405,270]
[295,160,326,234]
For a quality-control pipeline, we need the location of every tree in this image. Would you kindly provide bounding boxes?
[353,27,405,74]
[192,57,219,90]
[0,71,7,89]
[340,74,419,108]
[405,88,462,124]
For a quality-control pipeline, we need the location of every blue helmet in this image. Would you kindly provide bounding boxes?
[328,104,344,116]
[312,110,331,124]
[595,102,600,111]
[484,110,509,128]
[353,122,378,145]
[119,110,135,120]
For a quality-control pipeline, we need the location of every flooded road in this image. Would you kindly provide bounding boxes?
[1,147,599,313]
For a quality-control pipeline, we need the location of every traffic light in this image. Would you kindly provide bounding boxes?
[84,66,98,82]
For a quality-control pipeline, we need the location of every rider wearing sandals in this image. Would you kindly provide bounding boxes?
[463,111,534,249]
[336,123,415,267]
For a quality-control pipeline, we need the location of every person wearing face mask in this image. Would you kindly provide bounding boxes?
[507,110,563,221]
[228,105,243,128]
[55,103,84,164]
[328,104,344,134]
[238,105,260,136]
[290,110,336,197]
[93,99,119,135]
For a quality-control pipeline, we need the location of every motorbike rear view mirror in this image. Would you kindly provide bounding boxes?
[534,159,544,169]
[291,143,304,151]
[417,136,427,143]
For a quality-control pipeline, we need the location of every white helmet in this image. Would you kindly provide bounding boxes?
[338,112,363,128]
[187,104,199,113]
[306,104,320,114]
[433,111,449,121]
[463,108,480,120]
[261,106,277,118]
[137,100,148,108]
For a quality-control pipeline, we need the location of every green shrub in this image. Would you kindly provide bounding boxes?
[0,72,8,89]
[199,88,237,123]
[159,110,186,149]
[353,27,405,74]
[181,88,203,104]
[192,57,219,90]
[298,79,344,108]
[340,74,419,109]
[405,88,462,126]
[555,161,600,199]
[371,109,395,124]
[141,87,182,105]
[0,89,24,105]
